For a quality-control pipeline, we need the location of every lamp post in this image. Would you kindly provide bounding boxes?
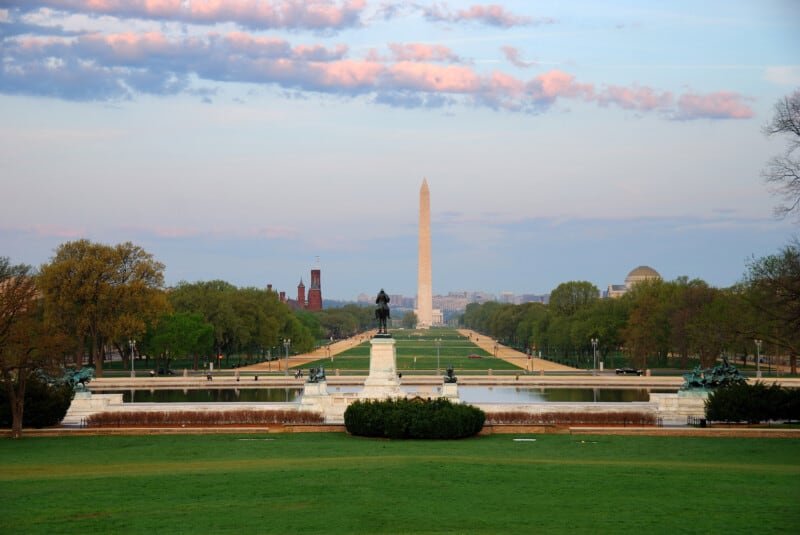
[436,338,441,375]
[283,339,291,377]
[755,339,762,379]
[129,339,136,379]
[591,338,598,376]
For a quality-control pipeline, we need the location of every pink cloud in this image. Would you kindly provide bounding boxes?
[528,70,594,101]
[12,0,366,30]
[316,59,384,89]
[0,224,87,239]
[3,27,755,121]
[388,43,462,63]
[455,4,532,27]
[421,3,553,28]
[675,91,754,120]
[501,46,534,68]
[385,62,481,93]
[597,84,673,111]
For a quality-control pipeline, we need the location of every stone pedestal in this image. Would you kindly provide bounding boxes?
[442,382,459,403]
[650,390,709,425]
[301,381,329,403]
[360,337,403,399]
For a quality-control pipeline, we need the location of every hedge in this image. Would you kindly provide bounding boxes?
[344,398,485,439]
[706,382,800,424]
[0,374,74,428]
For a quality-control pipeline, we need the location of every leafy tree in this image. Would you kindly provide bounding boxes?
[0,258,67,438]
[744,241,800,374]
[316,308,360,339]
[549,281,599,317]
[38,241,168,377]
[762,89,800,220]
[622,280,673,369]
[143,312,214,371]
[168,281,315,361]
[401,311,418,329]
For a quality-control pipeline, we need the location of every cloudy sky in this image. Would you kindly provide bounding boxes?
[1,1,799,301]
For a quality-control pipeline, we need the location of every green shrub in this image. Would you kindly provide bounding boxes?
[706,382,799,424]
[0,373,74,428]
[344,398,485,439]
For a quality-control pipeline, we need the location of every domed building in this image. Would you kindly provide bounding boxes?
[624,266,661,289]
[606,265,662,298]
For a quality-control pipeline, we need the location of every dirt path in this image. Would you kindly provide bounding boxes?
[457,329,575,372]
[240,330,377,373]
[242,329,575,373]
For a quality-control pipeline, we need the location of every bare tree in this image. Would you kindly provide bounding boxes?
[762,90,800,221]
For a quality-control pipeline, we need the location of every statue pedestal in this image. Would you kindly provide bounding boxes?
[360,337,403,399]
[301,381,329,408]
[442,382,460,403]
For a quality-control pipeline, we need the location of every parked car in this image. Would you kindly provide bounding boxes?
[615,367,642,376]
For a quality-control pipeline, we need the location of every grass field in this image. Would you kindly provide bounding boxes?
[306,329,520,373]
[1,433,798,534]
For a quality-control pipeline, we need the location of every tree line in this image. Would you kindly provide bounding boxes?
[463,241,799,374]
[0,239,375,437]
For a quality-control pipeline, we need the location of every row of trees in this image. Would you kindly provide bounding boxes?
[0,239,377,437]
[463,241,799,374]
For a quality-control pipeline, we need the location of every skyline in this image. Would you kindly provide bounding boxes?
[1,1,799,300]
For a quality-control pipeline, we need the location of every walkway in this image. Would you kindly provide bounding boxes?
[240,330,377,373]
[457,329,575,372]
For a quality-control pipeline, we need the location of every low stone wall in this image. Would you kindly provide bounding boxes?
[650,392,708,425]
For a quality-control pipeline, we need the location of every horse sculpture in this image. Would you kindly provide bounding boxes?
[375,288,391,335]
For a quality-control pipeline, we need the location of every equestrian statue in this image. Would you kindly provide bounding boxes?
[375,288,391,335]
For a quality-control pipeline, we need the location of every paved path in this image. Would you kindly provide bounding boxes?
[239,329,576,374]
[240,330,377,373]
[457,329,575,371]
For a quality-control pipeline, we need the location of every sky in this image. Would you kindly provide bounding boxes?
[1,1,799,301]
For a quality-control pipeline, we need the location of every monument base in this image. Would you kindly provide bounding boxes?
[442,382,460,403]
[360,337,403,399]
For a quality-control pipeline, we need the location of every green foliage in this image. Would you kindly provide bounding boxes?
[167,281,318,357]
[549,281,600,316]
[744,240,800,374]
[706,382,800,423]
[37,240,168,377]
[144,312,214,360]
[344,398,485,439]
[315,304,374,339]
[401,310,418,329]
[0,373,73,428]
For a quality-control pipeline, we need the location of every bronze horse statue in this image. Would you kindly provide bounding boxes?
[375,289,391,334]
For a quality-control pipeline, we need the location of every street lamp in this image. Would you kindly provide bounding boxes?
[591,338,598,376]
[129,339,136,379]
[755,339,762,379]
[435,338,441,375]
[283,339,291,377]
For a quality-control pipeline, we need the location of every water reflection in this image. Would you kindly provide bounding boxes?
[99,387,674,404]
[109,388,304,403]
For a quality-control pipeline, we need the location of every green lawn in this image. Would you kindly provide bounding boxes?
[1,433,797,534]
[308,329,520,372]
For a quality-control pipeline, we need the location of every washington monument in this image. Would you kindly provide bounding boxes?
[417,178,433,329]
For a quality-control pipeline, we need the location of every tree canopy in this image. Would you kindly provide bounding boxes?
[38,240,168,377]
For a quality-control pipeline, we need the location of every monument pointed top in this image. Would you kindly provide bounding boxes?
[421,178,428,191]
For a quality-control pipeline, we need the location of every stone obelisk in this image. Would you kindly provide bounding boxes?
[417,178,433,329]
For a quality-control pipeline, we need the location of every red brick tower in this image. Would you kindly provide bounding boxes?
[307,268,322,311]
[297,279,306,308]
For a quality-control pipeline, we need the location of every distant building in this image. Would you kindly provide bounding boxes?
[271,263,323,311]
[605,265,661,298]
